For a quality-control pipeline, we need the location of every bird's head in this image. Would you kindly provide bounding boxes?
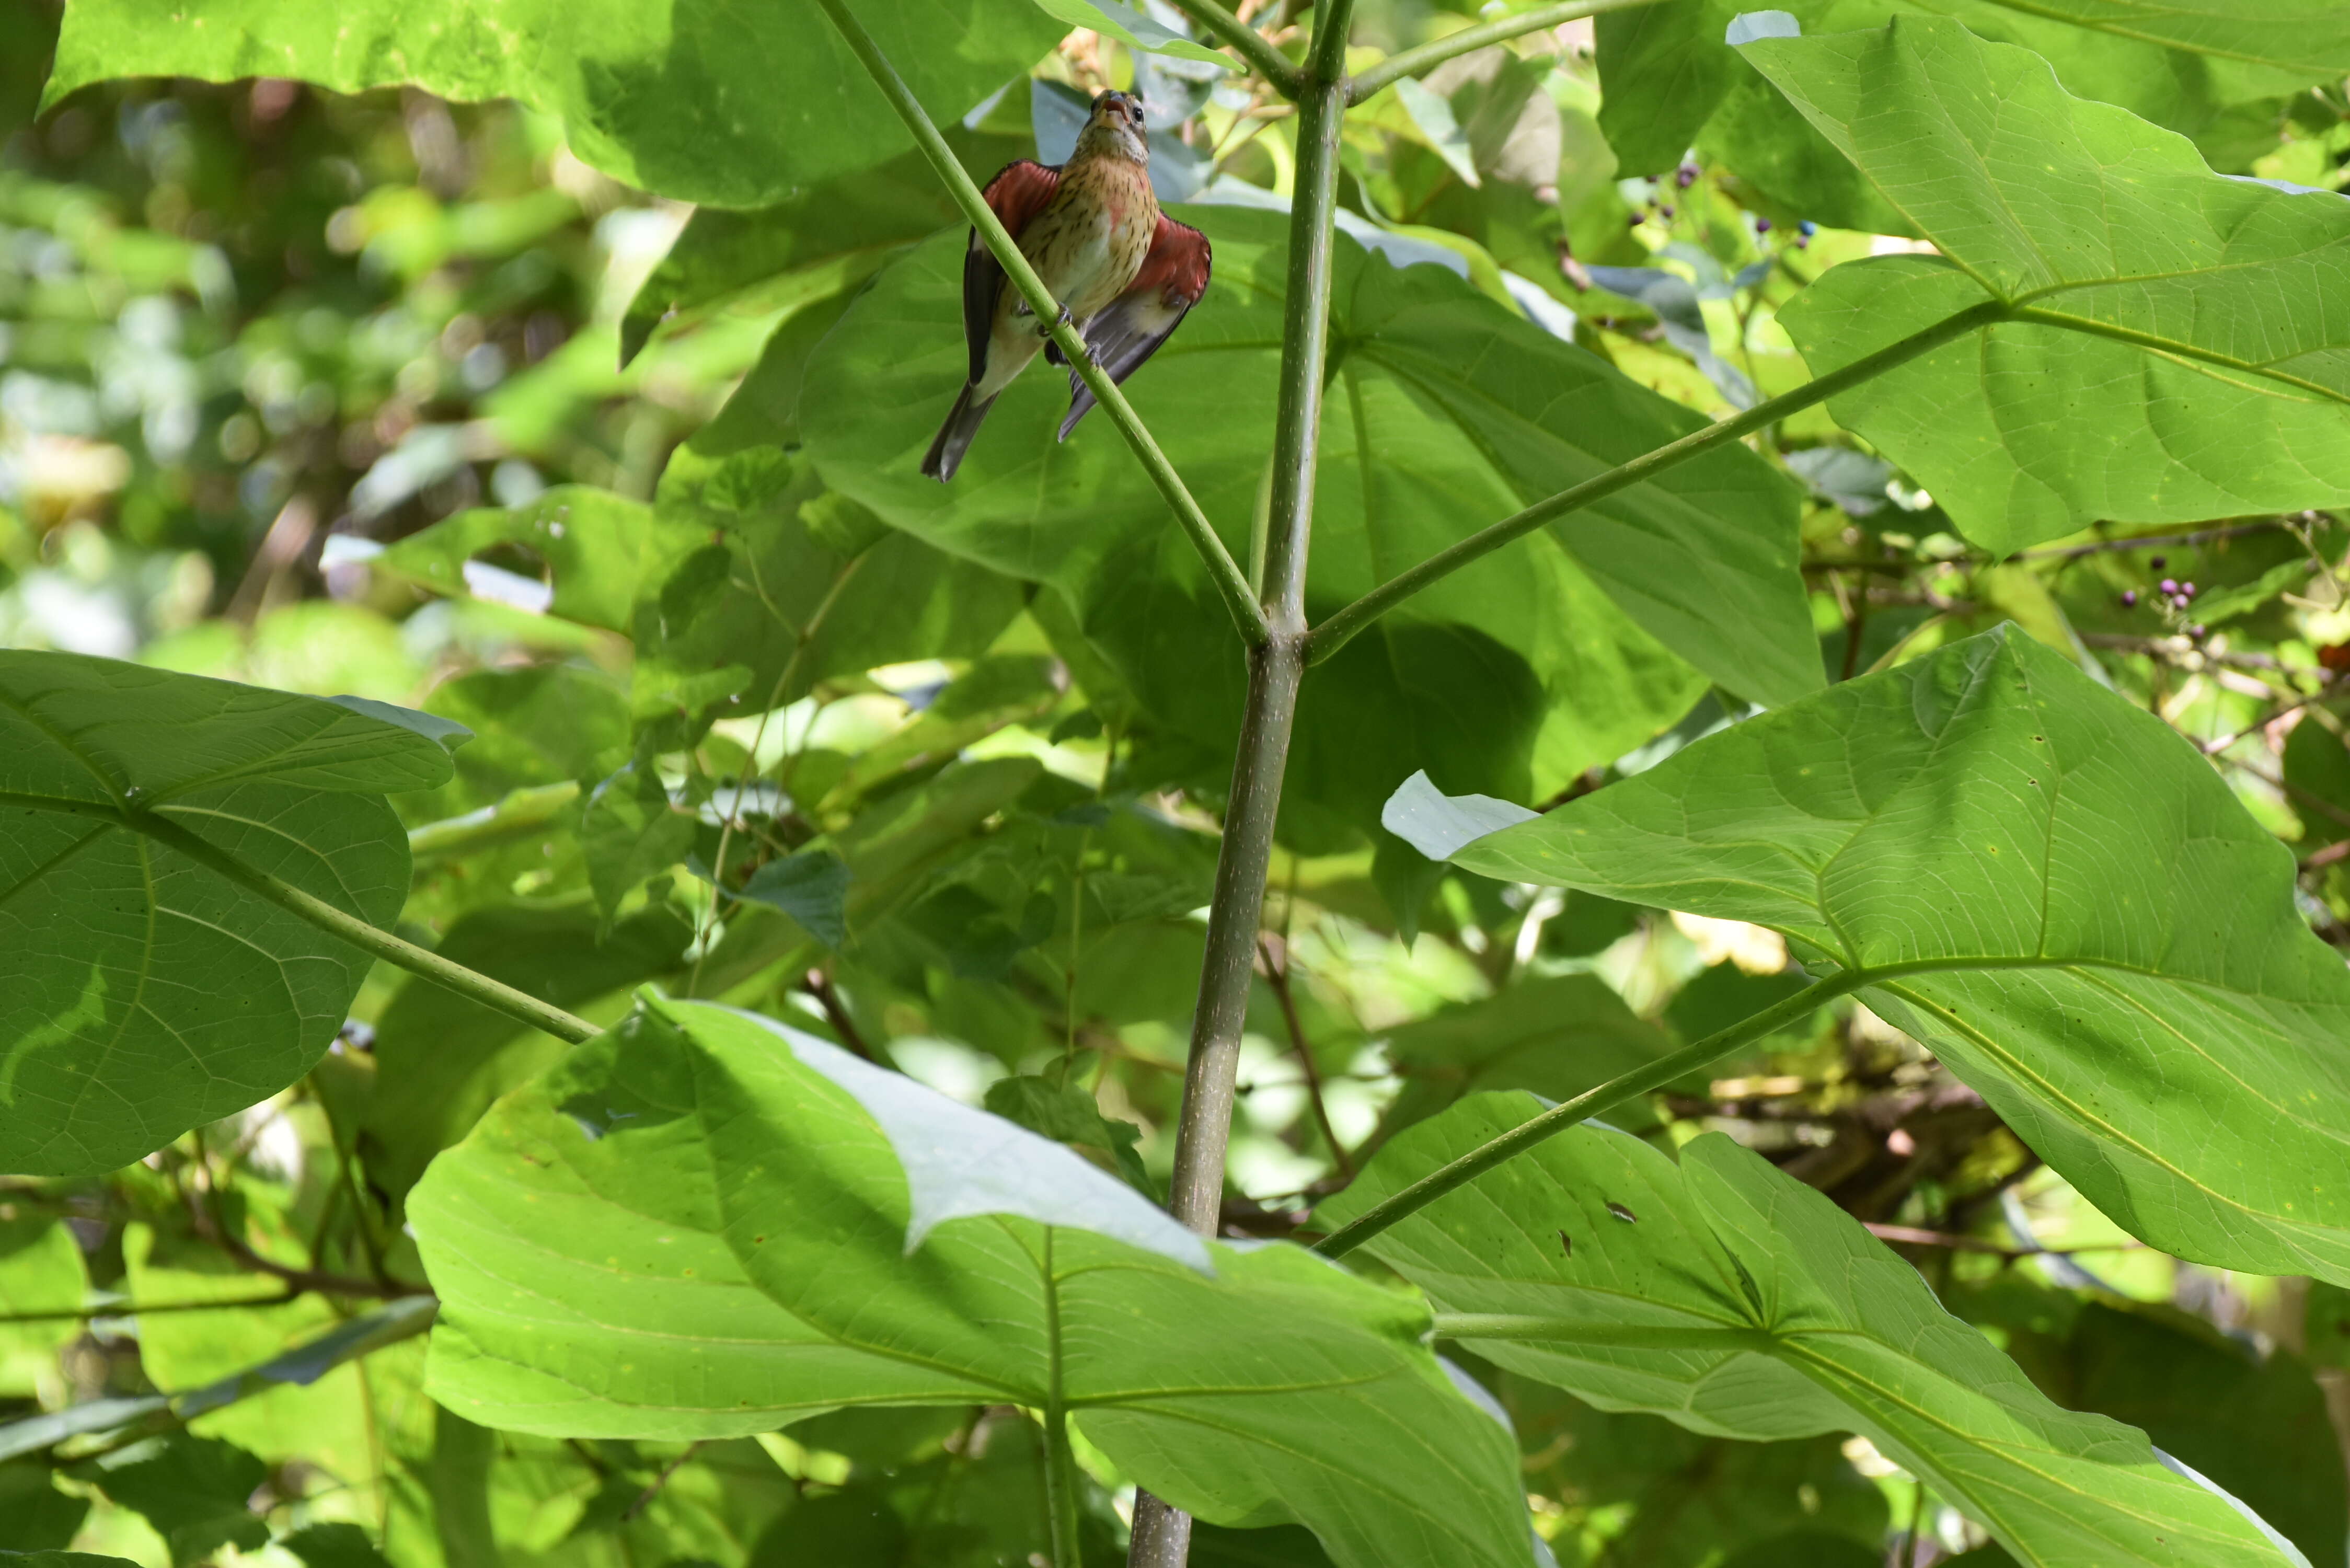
[1077,89,1150,164]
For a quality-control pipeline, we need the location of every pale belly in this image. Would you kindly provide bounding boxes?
[975,182,1153,398]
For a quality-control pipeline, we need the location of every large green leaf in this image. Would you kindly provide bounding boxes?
[803,207,1815,831]
[1318,1097,2311,1567]
[1408,626,2350,1282]
[1749,16,2350,553]
[39,0,1069,207]
[1596,1,2349,192]
[0,652,455,1175]
[411,997,1536,1568]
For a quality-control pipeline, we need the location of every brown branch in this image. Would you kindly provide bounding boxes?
[1256,935,1352,1179]
[801,966,877,1061]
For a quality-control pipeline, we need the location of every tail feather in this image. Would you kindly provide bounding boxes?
[921,383,998,482]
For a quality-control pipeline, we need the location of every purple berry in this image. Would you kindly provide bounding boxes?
[2159,579,2178,594]
[2181,581,2196,596]
[1629,212,1645,226]
[1676,163,1698,189]
[2121,590,2138,607]
[2174,595,2192,609]
[1799,220,1818,237]
[2190,624,2207,637]
[1660,205,1675,218]
[2149,555,2167,569]
[1755,217,1773,233]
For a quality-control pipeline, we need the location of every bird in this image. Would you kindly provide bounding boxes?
[921,88,1213,482]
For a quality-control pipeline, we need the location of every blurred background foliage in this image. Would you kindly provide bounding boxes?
[3,0,2349,1563]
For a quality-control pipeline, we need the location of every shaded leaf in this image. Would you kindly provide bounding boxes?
[0,652,449,1174]
[1319,1097,2310,1566]
[69,1435,268,1567]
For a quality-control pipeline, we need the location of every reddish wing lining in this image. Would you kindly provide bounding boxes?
[983,159,1061,238]
[1132,214,1212,304]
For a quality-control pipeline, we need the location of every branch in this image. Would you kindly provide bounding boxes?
[1310,974,1863,1258]
[1258,935,1351,1178]
[1305,301,2010,663]
[811,0,1270,648]
[1861,1222,2142,1257]
[1347,0,1665,102]
[1167,0,1303,94]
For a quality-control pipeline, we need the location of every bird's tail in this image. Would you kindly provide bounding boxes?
[921,383,998,482]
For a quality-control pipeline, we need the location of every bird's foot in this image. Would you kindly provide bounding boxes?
[1035,302,1074,340]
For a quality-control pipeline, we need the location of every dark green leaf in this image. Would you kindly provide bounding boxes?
[0,652,450,1174]
[735,851,853,949]
[70,1435,268,1567]
[1375,975,1678,1142]
[803,207,1815,832]
[277,1523,396,1568]
[984,1074,1151,1192]
[0,1462,87,1552]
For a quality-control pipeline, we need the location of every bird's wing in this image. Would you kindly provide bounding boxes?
[963,159,1061,383]
[1058,214,1212,440]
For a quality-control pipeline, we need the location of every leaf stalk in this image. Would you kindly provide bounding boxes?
[114,804,602,1046]
[1311,973,1864,1256]
[1167,0,1304,94]
[810,0,1269,647]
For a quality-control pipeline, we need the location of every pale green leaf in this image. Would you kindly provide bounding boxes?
[411,997,1537,1568]
[1424,626,2350,1282]
[40,0,1071,206]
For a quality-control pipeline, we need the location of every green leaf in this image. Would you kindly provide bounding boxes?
[0,1462,88,1552]
[1374,975,1679,1142]
[1318,1097,2312,1567]
[412,997,1537,1568]
[735,850,853,949]
[0,1216,85,1397]
[0,1555,144,1567]
[1423,626,2350,1283]
[803,208,1814,831]
[277,1523,397,1568]
[361,901,691,1206]
[581,763,698,918]
[1747,17,2350,553]
[984,1074,1151,1192]
[1721,1535,1882,1568]
[69,1435,269,1567]
[40,0,1072,206]
[618,125,1027,367]
[1954,1287,2346,1563]
[1031,0,1233,68]
[1596,1,1740,176]
[373,488,659,634]
[0,651,452,1175]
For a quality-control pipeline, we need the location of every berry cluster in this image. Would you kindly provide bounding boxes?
[2118,555,2206,638]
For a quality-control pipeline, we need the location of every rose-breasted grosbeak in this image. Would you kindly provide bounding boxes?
[922,88,1213,481]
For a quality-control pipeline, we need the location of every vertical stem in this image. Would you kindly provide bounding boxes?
[1129,10,1355,1567]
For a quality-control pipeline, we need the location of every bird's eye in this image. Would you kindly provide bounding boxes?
[1129,104,1144,125]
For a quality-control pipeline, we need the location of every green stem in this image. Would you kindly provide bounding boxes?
[1311,973,1862,1257]
[114,804,601,1046]
[811,0,1269,648]
[1347,0,1667,102]
[1167,0,1303,94]
[1305,301,2009,663]
[1130,16,1358,1568]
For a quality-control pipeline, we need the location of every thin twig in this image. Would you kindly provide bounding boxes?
[801,967,876,1061]
[1257,935,1352,1178]
[2015,517,2285,562]
[1862,1223,2143,1257]
[620,1440,705,1524]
